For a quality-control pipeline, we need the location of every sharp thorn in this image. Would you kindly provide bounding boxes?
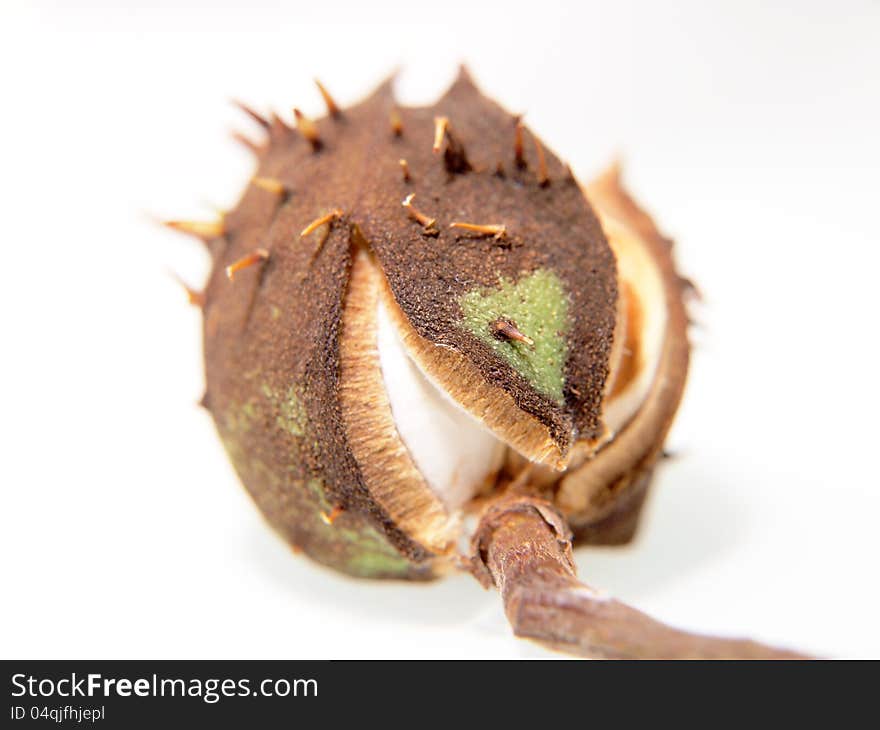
[513,115,526,169]
[320,504,344,526]
[314,79,341,118]
[225,248,269,281]
[533,134,549,187]
[293,108,322,150]
[402,193,437,230]
[165,219,225,240]
[449,221,507,240]
[169,271,206,307]
[390,108,403,137]
[491,318,534,347]
[269,112,291,138]
[300,209,343,237]
[434,116,470,173]
[232,100,270,129]
[231,131,262,155]
[251,176,288,198]
[433,116,448,154]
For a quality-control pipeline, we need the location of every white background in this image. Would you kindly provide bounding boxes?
[1,0,878,659]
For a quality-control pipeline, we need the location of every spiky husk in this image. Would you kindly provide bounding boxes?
[199,70,688,579]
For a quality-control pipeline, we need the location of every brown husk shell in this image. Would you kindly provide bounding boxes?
[200,70,620,577]
[199,69,688,579]
[559,163,691,541]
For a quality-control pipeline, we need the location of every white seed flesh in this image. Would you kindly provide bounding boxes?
[376,298,505,510]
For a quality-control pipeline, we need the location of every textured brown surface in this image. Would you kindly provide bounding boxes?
[200,70,619,577]
[202,79,437,578]
[353,70,618,454]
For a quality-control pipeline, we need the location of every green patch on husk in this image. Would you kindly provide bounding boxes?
[221,397,260,439]
[220,394,410,579]
[305,480,410,577]
[458,269,570,402]
[261,383,307,437]
[343,540,412,577]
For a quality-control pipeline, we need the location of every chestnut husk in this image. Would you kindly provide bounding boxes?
[173,69,806,659]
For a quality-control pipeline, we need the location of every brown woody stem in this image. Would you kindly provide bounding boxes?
[471,497,809,659]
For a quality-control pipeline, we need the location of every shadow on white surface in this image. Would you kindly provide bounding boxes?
[238,458,751,655]
[241,520,493,628]
[573,462,750,600]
